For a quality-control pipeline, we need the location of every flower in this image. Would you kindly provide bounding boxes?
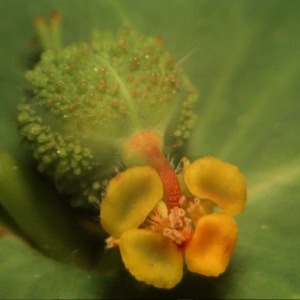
[100,153,247,289]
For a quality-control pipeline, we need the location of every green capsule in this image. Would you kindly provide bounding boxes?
[18,13,198,207]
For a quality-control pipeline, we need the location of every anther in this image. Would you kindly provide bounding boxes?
[179,196,187,206]
[194,197,201,205]
[178,208,185,217]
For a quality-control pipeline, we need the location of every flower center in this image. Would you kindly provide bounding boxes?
[142,196,203,246]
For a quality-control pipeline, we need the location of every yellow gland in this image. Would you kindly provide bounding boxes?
[100,136,247,289]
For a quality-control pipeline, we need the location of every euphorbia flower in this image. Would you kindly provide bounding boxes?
[100,131,247,289]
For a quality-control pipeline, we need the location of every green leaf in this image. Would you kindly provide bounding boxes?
[0,236,111,299]
[0,0,299,298]
[0,150,95,267]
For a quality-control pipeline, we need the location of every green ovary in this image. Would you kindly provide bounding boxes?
[18,29,198,207]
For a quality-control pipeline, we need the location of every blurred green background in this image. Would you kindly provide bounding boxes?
[0,0,300,298]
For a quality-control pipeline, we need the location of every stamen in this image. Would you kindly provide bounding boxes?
[179,195,187,206]
[177,208,185,217]
[193,197,201,205]
[105,236,120,248]
[163,228,185,244]
[144,205,193,245]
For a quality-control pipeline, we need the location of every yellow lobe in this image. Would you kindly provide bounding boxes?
[184,156,247,215]
[100,166,163,237]
[185,212,238,276]
[119,229,183,289]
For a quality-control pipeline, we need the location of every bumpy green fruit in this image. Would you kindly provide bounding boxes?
[18,29,198,207]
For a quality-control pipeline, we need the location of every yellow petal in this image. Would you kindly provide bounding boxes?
[184,156,247,214]
[185,213,238,276]
[100,166,163,237]
[119,229,183,289]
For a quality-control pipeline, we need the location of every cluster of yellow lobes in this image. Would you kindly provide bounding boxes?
[101,131,247,289]
[18,16,247,289]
